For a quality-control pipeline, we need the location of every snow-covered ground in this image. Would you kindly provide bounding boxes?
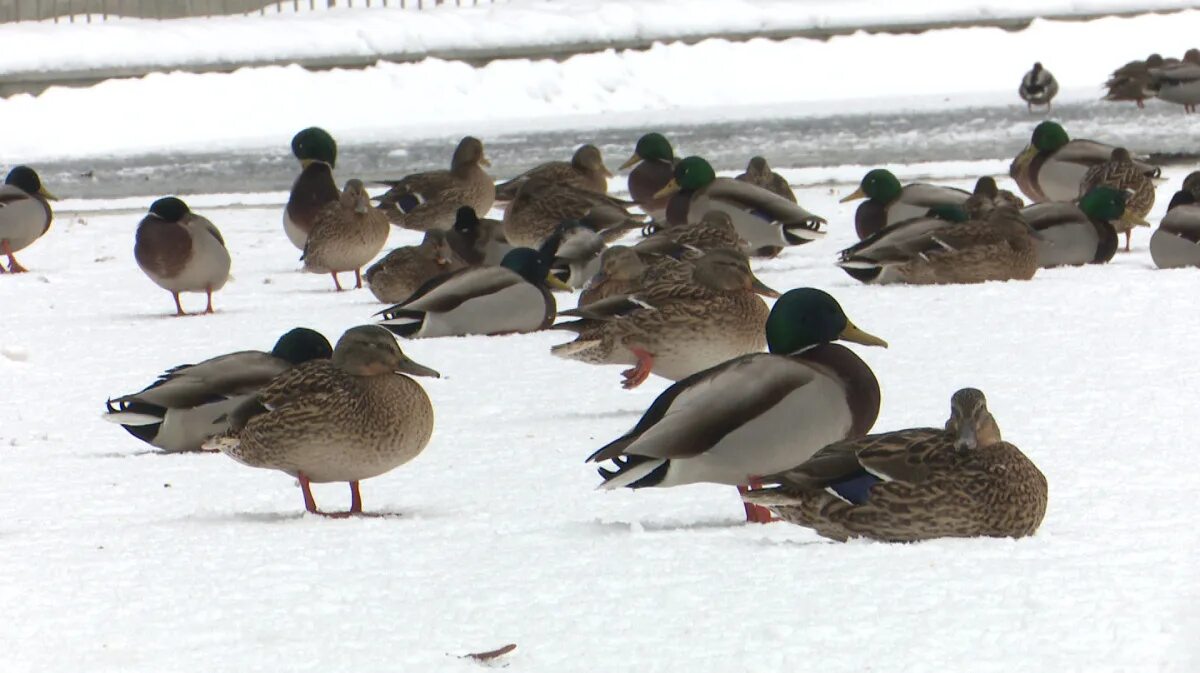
[2,161,1199,671]
[4,9,1200,164]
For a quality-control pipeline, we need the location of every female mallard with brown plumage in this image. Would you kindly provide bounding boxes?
[494,144,612,203]
[744,388,1048,542]
[1009,121,1159,203]
[283,127,340,251]
[735,156,796,202]
[364,230,465,304]
[1079,147,1155,251]
[1104,54,1166,108]
[840,168,970,240]
[1150,171,1200,269]
[207,325,440,517]
[585,288,887,524]
[502,177,646,249]
[302,179,391,291]
[134,197,231,316]
[636,210,745,260]
[375,136,494,231]
[618,132,678,222]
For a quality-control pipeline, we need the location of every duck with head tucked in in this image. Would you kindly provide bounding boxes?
[1149,48,1200,113]
[207,325,439,517]
[375,136,494,232]
[1009,121,1159,204]
[619,132,678,222]
[495,144,612,203]
[284,127,341,251]
[745,388,1048,543]
[840,168,970,240]
[103,327,333,453]
[586,288,887,523]
[0,165,57,274]
[1150,171,1200,269]
[135,196,231,316]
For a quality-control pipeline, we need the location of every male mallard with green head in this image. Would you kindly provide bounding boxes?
[618,132,677,222]
[840,168,970,240]
[1024,186,1128,267]
[284,127,340,251]
[1009,121,1159,203]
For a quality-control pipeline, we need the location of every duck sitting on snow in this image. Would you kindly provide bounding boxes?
[1024,186,1129,268]
[103,328,333,453]
[745,388,1048,543]
[839,168,969,240]
[1009,121,1159,203]
[134,196,231,316]
[494,144,611,203]
[375,136,494,232]
[1150,171,1200,269]
[364,230,464,304]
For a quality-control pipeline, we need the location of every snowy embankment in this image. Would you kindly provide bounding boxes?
[3,9,1200,164]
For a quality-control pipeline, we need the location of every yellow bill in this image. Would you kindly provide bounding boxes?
[617,153,642,171]
[839,321,888,348]
[838,186,866,203]
[652,179,682,200]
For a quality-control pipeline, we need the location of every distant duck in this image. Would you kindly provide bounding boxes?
[284,127,340,251]
[744,388,1048,543]
[134,197,231,316]
[840,168,969,240]
[494,144,611,203]
[1150,171,1200,269]
[619,132,678,222]
[735,156,796,202]
[1150,48,1200,113]
[1009,121,1159,203]
[445,206,510,267]
[364,230,465,304]
[1079,147,1155,251]
[1018,62,1059,112]
[1104,53,1166,108]
[1024,186,1125,268]
[375,136,494,232]
[301,179,391,291]
[103,328,333,453]
[207,325,439,517]
[0,165,56,274]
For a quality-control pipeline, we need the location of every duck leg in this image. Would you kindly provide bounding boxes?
[738,479,776,524]
[349,481,363,514]
[172,292,187,316]
[299,473,320,514]
[1124,230,1131,252]
[354,269,363,289]
[204,287,215,314]
[620,347,655,390]
[331,272,345,291]
[2,240,28,273]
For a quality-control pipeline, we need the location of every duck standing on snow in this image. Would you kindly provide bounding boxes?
[1104,54,1165,108]
[745,388,1048,543]
[302,179,391,291]
[735,156,796,202]
[207,325,439,517]
[1079,148,1155,251]
[364,230,464,304]
[375,136,494,231]
[1019,62,1059,112]
[1150,171,1200,269]
[0,165,57,273]
[618,132,678,222]
[103,328,333,453]
[494,144,612,203]
[134,197,231,316]
[1009,121,1159,203]
[283,127,341,251]
[1150,48,1200,113]
[586,288,887,524]
[840,168,969,240]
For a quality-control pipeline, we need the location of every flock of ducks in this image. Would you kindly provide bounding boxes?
[4,102,1197,540]
[1018,49,1200,113]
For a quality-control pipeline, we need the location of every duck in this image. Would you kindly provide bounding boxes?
[134,196,231,316]
[1023,186,1126,268]
[836,204,967,284]
[551,248,779,389]
[636,210,744,260]
[1018,62,1059,112]
[377,246,572,339]
[961,177,1024,220]
[545,220,607,289]
[735,156,796,202]
[502,177,646,249]
[744,388,1048,542]
[586,288,887,523]
[1104,54,1166,108]
[0,165,57,274]
[1150,48,1200,113]
[375,136,494,231]
[1150,171,1200,269]
[1009,121,1159,203]
[577,246,650,307]
[838,205,1039,285]
[1079,148,1155,251]
[364,229,465,304]
[206,325,439,517]
[618,132,678,222]
[840,168,970,241]
[301,179,391,291]
[657,156,825,257]
[445,206,511,266]
[494,144,611,203]
[103,328,333,453]
[283,127,341,251]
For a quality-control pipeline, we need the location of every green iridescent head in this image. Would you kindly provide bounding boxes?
[765,288,888,355]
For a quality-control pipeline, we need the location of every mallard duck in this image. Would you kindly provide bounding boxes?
[134,197,231,316]
[1151,48,1200,113]
[377,246,571,338]
[619,132,677,222]
[577,246,648,307]
[551,248,779,389]
[1018,62,1058,112]
[1024,186,1126,268]
[376,136,494,231]
[494,144,611,203]
[283,127,341,251]
[735,156,796,202]
[103,328,333,453]
[502,177,646,249]
[446,206,510,266]
[1104,54,1166,108]
[364,230,464,304]
[1150,171,1200,269]
[961,176,1024,220]
[657,156,824,257]
[0,165,56,274]
[744,388,1048,542]
[836,204,966,284]
[838,205,1038,285]
[1079,148,1155,251]
[207,325,439,517]
[636,210,744,260]
[301,179,391,291]
[840,168,970,240]
[1009,121,1159,203]
[545,220,607,289]
[586,288,887,523]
